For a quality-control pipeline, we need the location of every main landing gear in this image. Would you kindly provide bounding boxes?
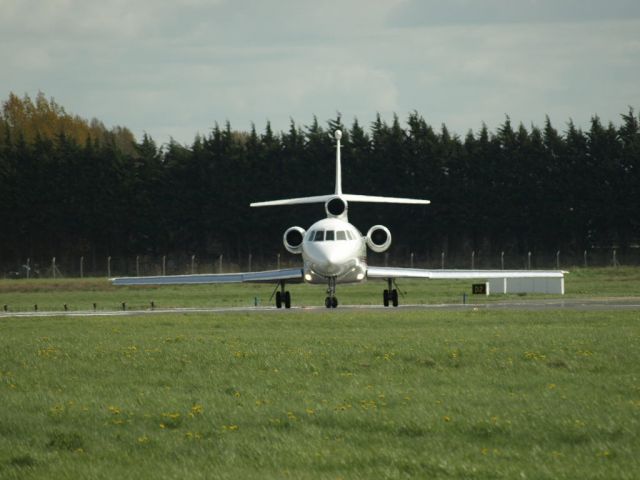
[325,276,338,308]
[383,278,399,307]
[273,281,291,309]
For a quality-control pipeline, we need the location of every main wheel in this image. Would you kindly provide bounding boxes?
[331,296,338,308]
[383,289,389,307]
[325,297,332,308]
[284,291,291,309]
[275,291,282,309]
[391,289,399,307]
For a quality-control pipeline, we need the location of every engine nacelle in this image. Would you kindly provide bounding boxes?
[366,225,392,253]
[283,226,306,254]
[325,196,348,219]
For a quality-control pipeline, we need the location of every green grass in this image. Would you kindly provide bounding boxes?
[0,267,639,313]
[1,309,640,479]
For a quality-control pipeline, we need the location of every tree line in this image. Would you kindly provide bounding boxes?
[1,92,639,273]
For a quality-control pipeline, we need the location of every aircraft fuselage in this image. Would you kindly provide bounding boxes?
[301,217,367,284]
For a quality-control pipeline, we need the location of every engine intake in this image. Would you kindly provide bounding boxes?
[325,196,347,218]
[366,225,392,253]
[283,226,306,254]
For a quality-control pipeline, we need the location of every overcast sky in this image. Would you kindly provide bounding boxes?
[2,0,639,144]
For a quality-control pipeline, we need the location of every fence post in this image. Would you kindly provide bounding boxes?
[277,253,280,270]
[471,251,475,269]
[80,256,84,278]
[162,255,166,276]
[52,257,56,279]
[527,252,532,270]
[107,256,111,278]
[556,251,560,269]
[219,255,223,273]
[26,258,31,279]
[584,250,588,268]
[248,253,252,272]
[410,252,414,268]
[613,249,618,267]
[191,254,196,274]
[136,255,140,277]
[500,251,504,270]
[441,251,445,269]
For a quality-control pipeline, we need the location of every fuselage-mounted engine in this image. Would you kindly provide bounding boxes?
[283,226,306,254]
[325,196,348,220]
[366,225,392,253]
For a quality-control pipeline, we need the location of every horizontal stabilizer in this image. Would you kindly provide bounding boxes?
[251,194,429,207]
[342,194,430,205]
[250,195,335,207]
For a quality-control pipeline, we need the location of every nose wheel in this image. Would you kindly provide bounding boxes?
[325,277,338,308]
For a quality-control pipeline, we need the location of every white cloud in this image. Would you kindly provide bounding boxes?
[1,0,638,143]
[389,0,640,26]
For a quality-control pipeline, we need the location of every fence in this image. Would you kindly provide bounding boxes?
[2,248,639,279]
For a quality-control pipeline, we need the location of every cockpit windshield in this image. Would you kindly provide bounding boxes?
[310,230,354,242]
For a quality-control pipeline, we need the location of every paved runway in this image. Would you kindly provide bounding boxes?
[2,297,640,318]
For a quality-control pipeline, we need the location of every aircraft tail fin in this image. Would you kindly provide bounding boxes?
[250,130,430,208]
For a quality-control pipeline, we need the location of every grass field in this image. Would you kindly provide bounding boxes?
[1,269,640,479]
[1,267,639,312]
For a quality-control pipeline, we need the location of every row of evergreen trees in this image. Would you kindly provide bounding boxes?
[1,93,639,272]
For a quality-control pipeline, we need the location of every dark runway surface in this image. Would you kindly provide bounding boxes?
[2,298,640,318]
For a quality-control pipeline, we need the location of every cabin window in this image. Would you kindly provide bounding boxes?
[313,230,324,241]
[346,231,354,240]
[325,230,335,241]
[307,230,316,241]
[336,231,347,241]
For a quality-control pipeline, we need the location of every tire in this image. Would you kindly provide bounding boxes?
[325,297,332,308]
[391,289,399,307]
[275,291,282,309]
[383,289,389,307]
[331,296,338,308]
[284,291,291,309]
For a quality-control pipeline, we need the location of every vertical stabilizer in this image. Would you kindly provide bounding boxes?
[250,129,430,207]
[334,130,342,195]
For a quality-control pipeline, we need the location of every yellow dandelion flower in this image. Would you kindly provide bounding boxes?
[443,416,451,422]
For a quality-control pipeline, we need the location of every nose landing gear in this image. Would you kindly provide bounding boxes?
[325,277,338,308]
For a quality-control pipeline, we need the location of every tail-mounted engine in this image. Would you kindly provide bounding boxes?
[283,226,306,254]
[366,225,392,253]
[325,196,347,219]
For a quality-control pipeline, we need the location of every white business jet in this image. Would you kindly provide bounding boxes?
[112,130,565,308]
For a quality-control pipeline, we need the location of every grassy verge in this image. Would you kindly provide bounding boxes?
[0,267,639,312]
[1,309,640,478]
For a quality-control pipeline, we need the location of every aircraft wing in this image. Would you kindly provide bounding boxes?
[111,268,304,286]
[367,267,567,280]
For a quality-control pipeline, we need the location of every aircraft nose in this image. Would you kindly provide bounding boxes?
[321,250,351,275]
